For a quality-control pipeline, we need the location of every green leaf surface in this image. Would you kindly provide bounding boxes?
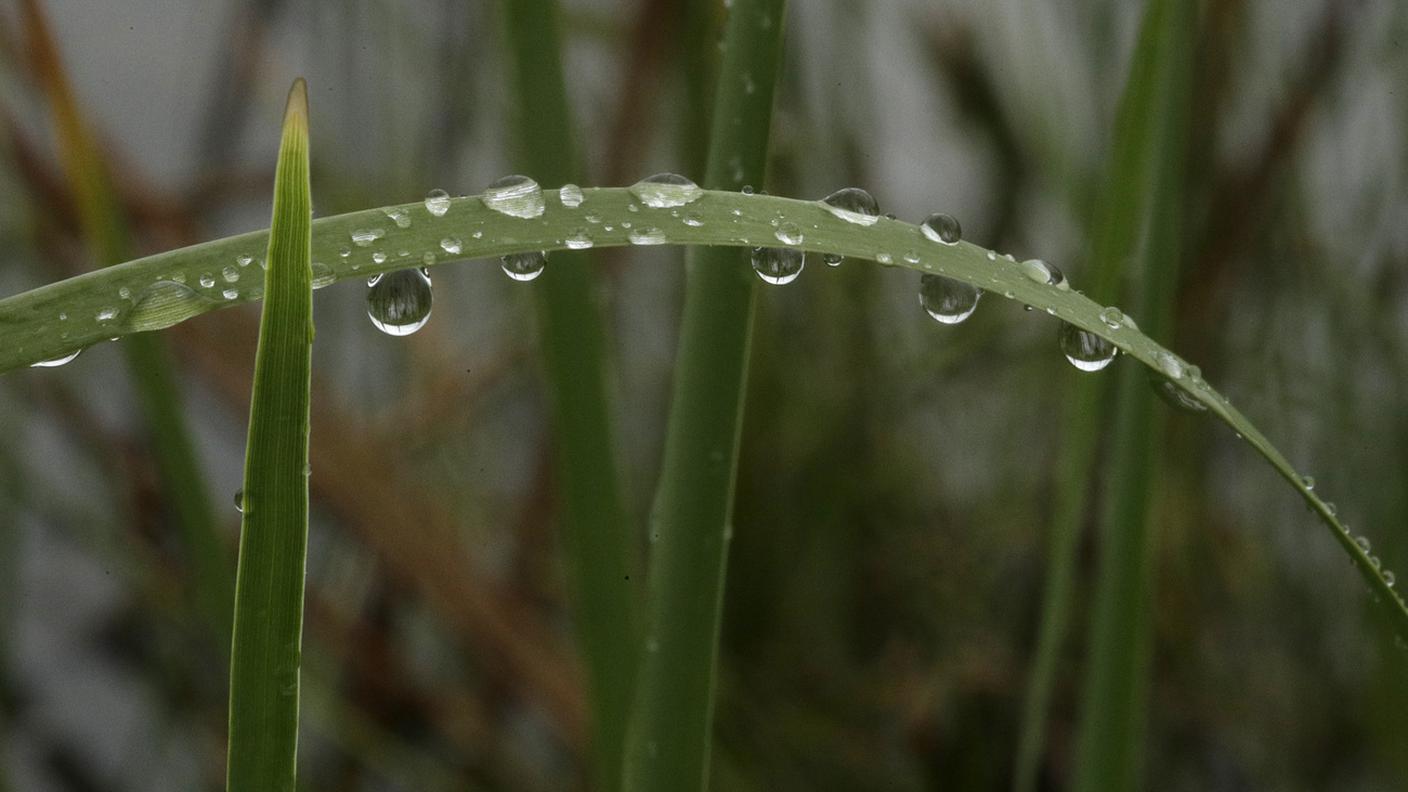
[225,78,313,792]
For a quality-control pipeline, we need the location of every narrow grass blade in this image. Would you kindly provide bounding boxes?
[497,2,638,788]
[622,1,787,790]
[17,0,232,646]
[225,78,313,792]
[1,188,1403,646]
[1070,1,1197,789]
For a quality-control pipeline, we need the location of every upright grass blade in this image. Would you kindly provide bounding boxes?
[1071,1,1196,789]
[225,79,313,792]
[622,1,787,790]
[1013,0,1198,787]
[496,2,638,788]
[17,0,232,647]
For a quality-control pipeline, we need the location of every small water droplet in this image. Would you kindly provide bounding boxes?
[986,250,997,261]
[902,250,921,264]
[751,247,804,285]
[424,188,451,217]
[1301,475,1316,491]
[1149,373,1207,413]
[96,307,119,321]
[1022,259,1065,288]
[819,187,880,226]
[774,222,803,245]
[918,274,980,324]
[502,251,548,281]
[1058,322,1117,372]
[366,268,433,335]
[823,253,843,267]
[1098,306,1125,329]
[237,255,254,267]
[311,262,335,289]
[234,489,245,513]
[741,185,755,195]
[199,273,216,288]
[351,228,386,247]
[222,288,239,300]
[372,251,387,265]
[876,252,893,265]
[559,183,584,207]
[630,173,703,208]
[682,212,704,227]
[628,227,668,245]
[422,251,436,267]
[440,237,463,255]
[1386,570,1397,588]
[1356,535,1371,553]
[920,213,962,245]
[383,206,413,229]
[483,174,545,218]
[1326,502,1338,517]
[127,281,212,332]
[29,349,82,368]
[565,229,594,249]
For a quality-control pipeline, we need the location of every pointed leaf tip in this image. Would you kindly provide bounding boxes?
[283,78,308,131]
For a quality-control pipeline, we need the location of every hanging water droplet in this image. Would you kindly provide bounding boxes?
[559,183,584,208]
[565,229,594,249]
[819,187,880,226]
[311,262,335,289]
[751,247,804,285]
[501,251,548,282]
[823,253,843,267]
[918,274,980,324]
[199,273,216,288]
[1099,306,1125,329]
[919,213,962,245]
[1022,259,1065,288]
[774,222,803,245]
[483,174,545,218]
[351,227,386,247]
[628,227,668,245]
[630,173,703,208]
[382,206,413,229]
[440,237,463,255]
[1058,322,1117,372]
[424,188,451,217]
[234,489,245,513]
[29,349,82,368]
[366,268,433,335]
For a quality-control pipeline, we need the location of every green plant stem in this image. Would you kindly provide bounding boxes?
[225,79,313,792]
[497,1,638,788]
[622,1,787,790]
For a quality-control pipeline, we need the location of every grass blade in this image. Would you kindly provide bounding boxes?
[18,0,232,645]
[622,1,787,790]
[496,2,638,788]
[225,78,313,792]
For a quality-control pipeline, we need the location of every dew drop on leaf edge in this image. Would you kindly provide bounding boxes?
[1058,321,1117,372]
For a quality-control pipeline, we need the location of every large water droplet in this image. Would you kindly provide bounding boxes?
[366,268,433,335]
[502,251,548,281]
[820,187,880,226]
[920,213,962,245]
[751,247,804,285]
[424,188,451,217]
[630,173,703,208]
[560,183,584,208]
[918,274,980,324]
[1022,258,1066,288]
[1058,322,1117,372]
[483,175,545,218]
[774,222,803,245]
[30,349,82,368]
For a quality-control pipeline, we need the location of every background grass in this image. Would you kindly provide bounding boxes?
[1,1,1407,791]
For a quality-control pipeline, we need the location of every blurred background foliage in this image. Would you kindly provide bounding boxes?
[0,0,1406,789]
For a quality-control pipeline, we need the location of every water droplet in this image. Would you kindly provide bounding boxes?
[422,251,436,267]
[96,307,119,322]
[918,274,980,324]
[819,187,880,226]
[338,247,351,259]
[741,185,755,195]
[630,173,703,208]
[440,237,463,255]
[199,273,216,288]
[876,252,893,265]
[1356,536,1371,553]
[1386,571,1397,588]
[383,206,413,229]
[986,250,997,261]
[1098,306,1125,329]
[351,228,386,247]
[559,183,584,207]
[1301,475,1316,491]
[1022,259,1065,288]
[628,227,668,245]
[1326,502,1339,517]
[502,251,548,282]
[682,212,704,227]
[565,229,594,249]
[424,188,451,217]
[311,262,335,289]
[1149,373,1207,413]
[127,280,213,332]
[1058,322,1117,372]
[774,222,803,245]
[30,349,82,368]
[234,489,245,513]
[366,268,433,335]
[920,213,962,245]
[372,251,387,264]
[902,250,921,264]
[751,247,804,285]
[483,174,545,218]
[823,253,843,267]
[222,288,239,300]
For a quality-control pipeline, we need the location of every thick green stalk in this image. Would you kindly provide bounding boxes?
[622,1,787,790]
[497,1,637,788]
[1072,1,1196,789]
[225,79,313,792]
[19,0,231,645]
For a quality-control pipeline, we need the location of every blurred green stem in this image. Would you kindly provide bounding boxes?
[497,1,639,788]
